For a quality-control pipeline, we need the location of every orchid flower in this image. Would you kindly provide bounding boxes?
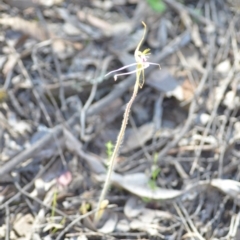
[95,22,160,223]
[105,21,160,88]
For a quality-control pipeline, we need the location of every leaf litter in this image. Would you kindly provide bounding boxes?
[0,0,240,239]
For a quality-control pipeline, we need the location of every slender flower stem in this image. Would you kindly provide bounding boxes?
[94,77,139,221]
[94,21,159,222]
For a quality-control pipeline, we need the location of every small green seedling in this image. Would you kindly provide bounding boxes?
[142,196,152,203]
[105,141,114,160]
[50,190,65,234]
[51,190,58,220]
[147,0,166,13]
[148,152,161,190]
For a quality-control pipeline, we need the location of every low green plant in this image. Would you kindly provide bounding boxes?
[50,190,66,234]
[147,0,166,13]
[51,190,58,218]
[148,153,161,190]
[105,141,114,160]
[94,22,160,222]
[142,196,152,203]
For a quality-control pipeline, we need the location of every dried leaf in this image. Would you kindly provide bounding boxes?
[78,10,132,37]
[2,54,17,76]
[140,208,175,222]
[14,213,34,237]
[37,0,63,7]
[223,91,239,110]
[0,16,47,41]
[112,173,183,200]
[115,219,130,232]
[4,0,36,10]
[98,212,118,233]
[64,128,106,174]
[181,79,195,101]
[211,179,240,198]
[130,219,159,235]
[147,69,184,100]
[216,60,231,74]
[63,22,81,36]
[124,196,145,218]
[121,122,154,153]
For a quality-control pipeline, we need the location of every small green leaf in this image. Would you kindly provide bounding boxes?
[105,141,114,159]
[147,0,166,13]
[142,196,152,203]
[152,167,161,180]
[148,179,157,190]
[153,152,158,164]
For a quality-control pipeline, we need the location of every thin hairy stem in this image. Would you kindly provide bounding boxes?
[94,21,158,222]
[94,78,139,221]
